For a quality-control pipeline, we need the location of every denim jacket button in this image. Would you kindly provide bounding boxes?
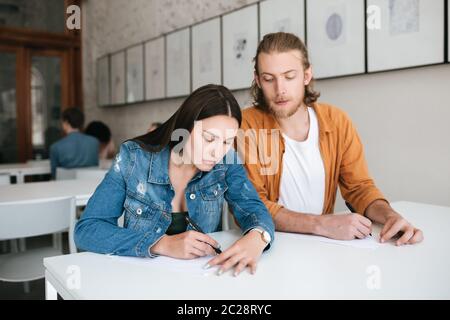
[213,190,218,196]
[156,227,161,233]
[190,194,196,200]
[136,208,142,215]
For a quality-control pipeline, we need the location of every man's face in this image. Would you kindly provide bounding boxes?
[255,50,312,119]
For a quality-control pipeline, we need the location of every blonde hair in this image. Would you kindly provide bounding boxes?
[251,32,320,112]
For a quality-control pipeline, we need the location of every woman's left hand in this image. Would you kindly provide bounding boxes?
[205,230,267,276]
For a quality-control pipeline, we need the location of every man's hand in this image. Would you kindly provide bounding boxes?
[315,213,372,240]
[365,200,423,246]
[379,212,423,245]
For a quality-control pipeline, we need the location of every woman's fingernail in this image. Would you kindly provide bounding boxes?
[233,271,238,277]
[217,269,223,276]
[203,263,211,270]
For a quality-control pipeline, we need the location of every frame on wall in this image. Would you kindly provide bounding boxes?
[367,0,445,72]
[166,27,191,98]
[259,0,305,41]
[447,0,449,62]
[110,51,126,105]
[222,4,259,91]
[145,37,166,101]
[126,44,145,103]
[191,17,222,91]
[97,0,449,107]
[97,55,110,107]
[306,0,365,79]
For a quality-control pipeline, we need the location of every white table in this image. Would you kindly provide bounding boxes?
[0,178,102,207]
[43,201,450,299]
[0,160,51,183]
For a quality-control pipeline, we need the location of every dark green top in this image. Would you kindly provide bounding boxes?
[166,212,188,235]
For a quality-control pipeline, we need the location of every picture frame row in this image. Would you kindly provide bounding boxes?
[97,0,449,107]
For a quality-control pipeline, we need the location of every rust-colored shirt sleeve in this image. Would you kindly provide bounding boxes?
[237,116,284,218]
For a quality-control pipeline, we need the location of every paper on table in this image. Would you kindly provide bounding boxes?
[107,254,219,276]
[293,233,382,249]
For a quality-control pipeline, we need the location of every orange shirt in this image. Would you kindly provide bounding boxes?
[237,102,387,217]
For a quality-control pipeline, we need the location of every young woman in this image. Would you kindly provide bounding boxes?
[75,84,274,276]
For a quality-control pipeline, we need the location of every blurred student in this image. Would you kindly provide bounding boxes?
[148,122,162,133]
[49,107,99,178]
[85,121,116,160]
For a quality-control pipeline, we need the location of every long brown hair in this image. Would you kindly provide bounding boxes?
[251,32,320,112]
[132,84,242,152]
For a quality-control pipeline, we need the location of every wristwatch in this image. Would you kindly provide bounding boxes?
[251,228,271,245]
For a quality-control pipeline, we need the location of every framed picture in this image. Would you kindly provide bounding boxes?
[222,4,259,90]
[192,17,222,91]
[126,44,144,103]
[97,55,110,107]
[259,0,305,41]
[166,28,191,98]
[306,0,365,79]
[110,51,126,105]
[367,0,444,72]
[448,1,450,62]
[145,37,165,100]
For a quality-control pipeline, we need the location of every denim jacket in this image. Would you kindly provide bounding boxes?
[74,141,275,258]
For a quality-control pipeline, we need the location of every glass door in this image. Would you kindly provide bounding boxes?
[0,48,18,164]
[30,51,64,160]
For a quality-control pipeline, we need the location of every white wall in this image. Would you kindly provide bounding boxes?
[82,0,450,208]
[316,65,450,209]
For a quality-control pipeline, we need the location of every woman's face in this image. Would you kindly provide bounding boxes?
[183,115,239,172]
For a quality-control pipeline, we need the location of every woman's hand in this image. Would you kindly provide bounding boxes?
[150,231,220,259]
[205,230,267,276]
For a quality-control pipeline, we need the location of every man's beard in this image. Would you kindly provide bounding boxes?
[268,99,301,119]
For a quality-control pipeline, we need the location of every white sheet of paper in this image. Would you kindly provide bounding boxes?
[293,233,382,249]
[107,255,219,276]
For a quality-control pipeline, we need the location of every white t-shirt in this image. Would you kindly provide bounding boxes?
[278,107,325,214]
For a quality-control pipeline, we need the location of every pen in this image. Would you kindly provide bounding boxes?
[345,202,372,236]
[185,215,222,254]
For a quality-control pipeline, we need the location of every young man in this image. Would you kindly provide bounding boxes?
[237,32,423,245]
[50,107,99,178]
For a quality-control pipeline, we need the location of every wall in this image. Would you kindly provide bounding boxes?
[82,0,450,208]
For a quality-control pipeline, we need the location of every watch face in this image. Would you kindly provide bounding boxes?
[262,231,270,243]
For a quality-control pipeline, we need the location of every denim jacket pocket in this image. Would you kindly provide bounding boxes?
[123,193,163,232]
[200,182,228,214]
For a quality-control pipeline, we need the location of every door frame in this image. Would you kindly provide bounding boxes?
[0,44,30,162]
[0,0,82,162]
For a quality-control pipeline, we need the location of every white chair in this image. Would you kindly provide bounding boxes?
[0,197,76,288]
[75,169,107,180]
[0,174,11,253]
[0,174,10,186]
[99,159,113,170]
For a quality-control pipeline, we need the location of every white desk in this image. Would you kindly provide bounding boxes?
[43,201,450,299]
[0,178,102,207]
[0,160,51,183]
